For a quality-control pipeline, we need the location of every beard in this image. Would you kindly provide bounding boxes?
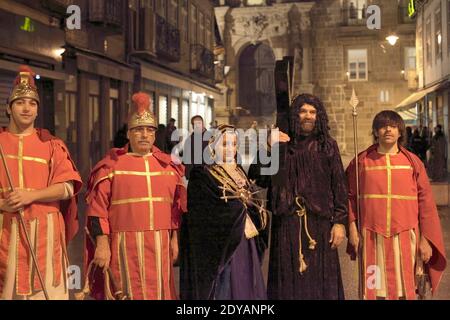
[299,119,315,134]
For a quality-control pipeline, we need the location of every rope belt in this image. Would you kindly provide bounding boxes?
[295,196,317,274]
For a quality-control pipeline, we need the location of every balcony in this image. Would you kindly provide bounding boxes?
[155,14,181,62]
[191,44,215,80]
[341,7,367,26]
[88,0,123,29]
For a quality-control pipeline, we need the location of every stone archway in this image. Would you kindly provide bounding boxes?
[238,43,276,118]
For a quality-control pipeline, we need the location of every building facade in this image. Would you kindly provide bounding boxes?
[0,0,222,180]
[397,0,450,170]
[214,0,416,153]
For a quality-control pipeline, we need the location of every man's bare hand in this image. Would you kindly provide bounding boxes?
[348,221,360,255]
[419,236,433,264]
[4,189,35,211]
[268,129,291,147]
[94,235,111,271]
[171,232,179,265]
[0,199,18,213]
[330,223,346,249]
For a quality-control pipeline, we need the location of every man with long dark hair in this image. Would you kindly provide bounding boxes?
[250,93,348,299]
[346,110,446,299]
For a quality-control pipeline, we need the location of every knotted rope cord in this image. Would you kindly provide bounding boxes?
[295,196,317,274]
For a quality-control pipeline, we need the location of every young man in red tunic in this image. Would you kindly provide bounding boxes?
[0,66,82,300]
[85,92,186,300]
[347,110,446,300]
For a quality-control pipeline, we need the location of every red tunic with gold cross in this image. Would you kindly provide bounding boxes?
[347,145,446,300]
[0,130,82,298]
[86,147,186,300]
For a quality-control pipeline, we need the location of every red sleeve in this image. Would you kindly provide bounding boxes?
[49,140,82,195]
[86,167,112,221]
[171,175,187,230]
[87,216,111,236]
[415,159,447,294]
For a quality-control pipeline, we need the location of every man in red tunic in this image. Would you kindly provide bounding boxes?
[85,92,186,300]
[347,110,446,299]
[0,66,82,300]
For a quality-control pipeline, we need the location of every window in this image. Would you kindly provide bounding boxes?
[190,4,197,44]
[435,5,442,61]
[156,0,166,17]
[158,95,168,125]
[379,90,390,103]
[206,99,213,129]
[347,49,368,81]
[425,16,431,65]
[89,94,100,167]
[198,96,206,121]
[109,88,119,146]
[182,99,189,130]
[404,47,416,71]
[348,0,367,21]
[448,0,450,53]
[191,100,198,121]
[171,97,179,125]
[198,11,205,46]
[63,92,77,158]
[205,17,212,50]
[180,0,188,42]
[168,0,178,27]
[246,0,265,5]
[404,46,416,81]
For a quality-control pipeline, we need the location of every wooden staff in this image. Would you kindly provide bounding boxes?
[349,88,364,299]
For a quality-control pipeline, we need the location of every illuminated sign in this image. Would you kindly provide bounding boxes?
[408,0,416,18]
[20,17,35,32]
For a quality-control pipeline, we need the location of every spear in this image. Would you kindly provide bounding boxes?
[349,88,364,300]
[0,143,49,300]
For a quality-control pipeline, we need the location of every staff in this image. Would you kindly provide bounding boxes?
[349,88,364,300]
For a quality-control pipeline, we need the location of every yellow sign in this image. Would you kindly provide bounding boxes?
[20,17,35,32]
[408,0,416,18]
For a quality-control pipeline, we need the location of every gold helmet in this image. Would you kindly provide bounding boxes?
[8,65,40,106]
[128,92,157,130]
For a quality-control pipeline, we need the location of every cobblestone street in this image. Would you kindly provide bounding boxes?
[68,198,450,301]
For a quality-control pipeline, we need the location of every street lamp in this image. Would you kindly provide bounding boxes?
[386,34,399,46]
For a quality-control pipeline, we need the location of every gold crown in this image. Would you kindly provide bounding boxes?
[9,70,40,105]
[128,110,157,130]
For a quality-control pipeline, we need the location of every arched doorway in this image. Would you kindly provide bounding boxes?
[239,43,276,117]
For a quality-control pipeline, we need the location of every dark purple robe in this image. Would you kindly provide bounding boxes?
[249,135,348,300]
[180,165,267,300]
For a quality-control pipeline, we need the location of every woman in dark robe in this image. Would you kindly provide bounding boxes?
[180,124,269,300]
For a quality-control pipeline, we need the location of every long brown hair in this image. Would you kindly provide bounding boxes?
[372,110,406,146]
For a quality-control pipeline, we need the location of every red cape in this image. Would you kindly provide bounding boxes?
[346,144,447,294]
[0,127,82,243]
